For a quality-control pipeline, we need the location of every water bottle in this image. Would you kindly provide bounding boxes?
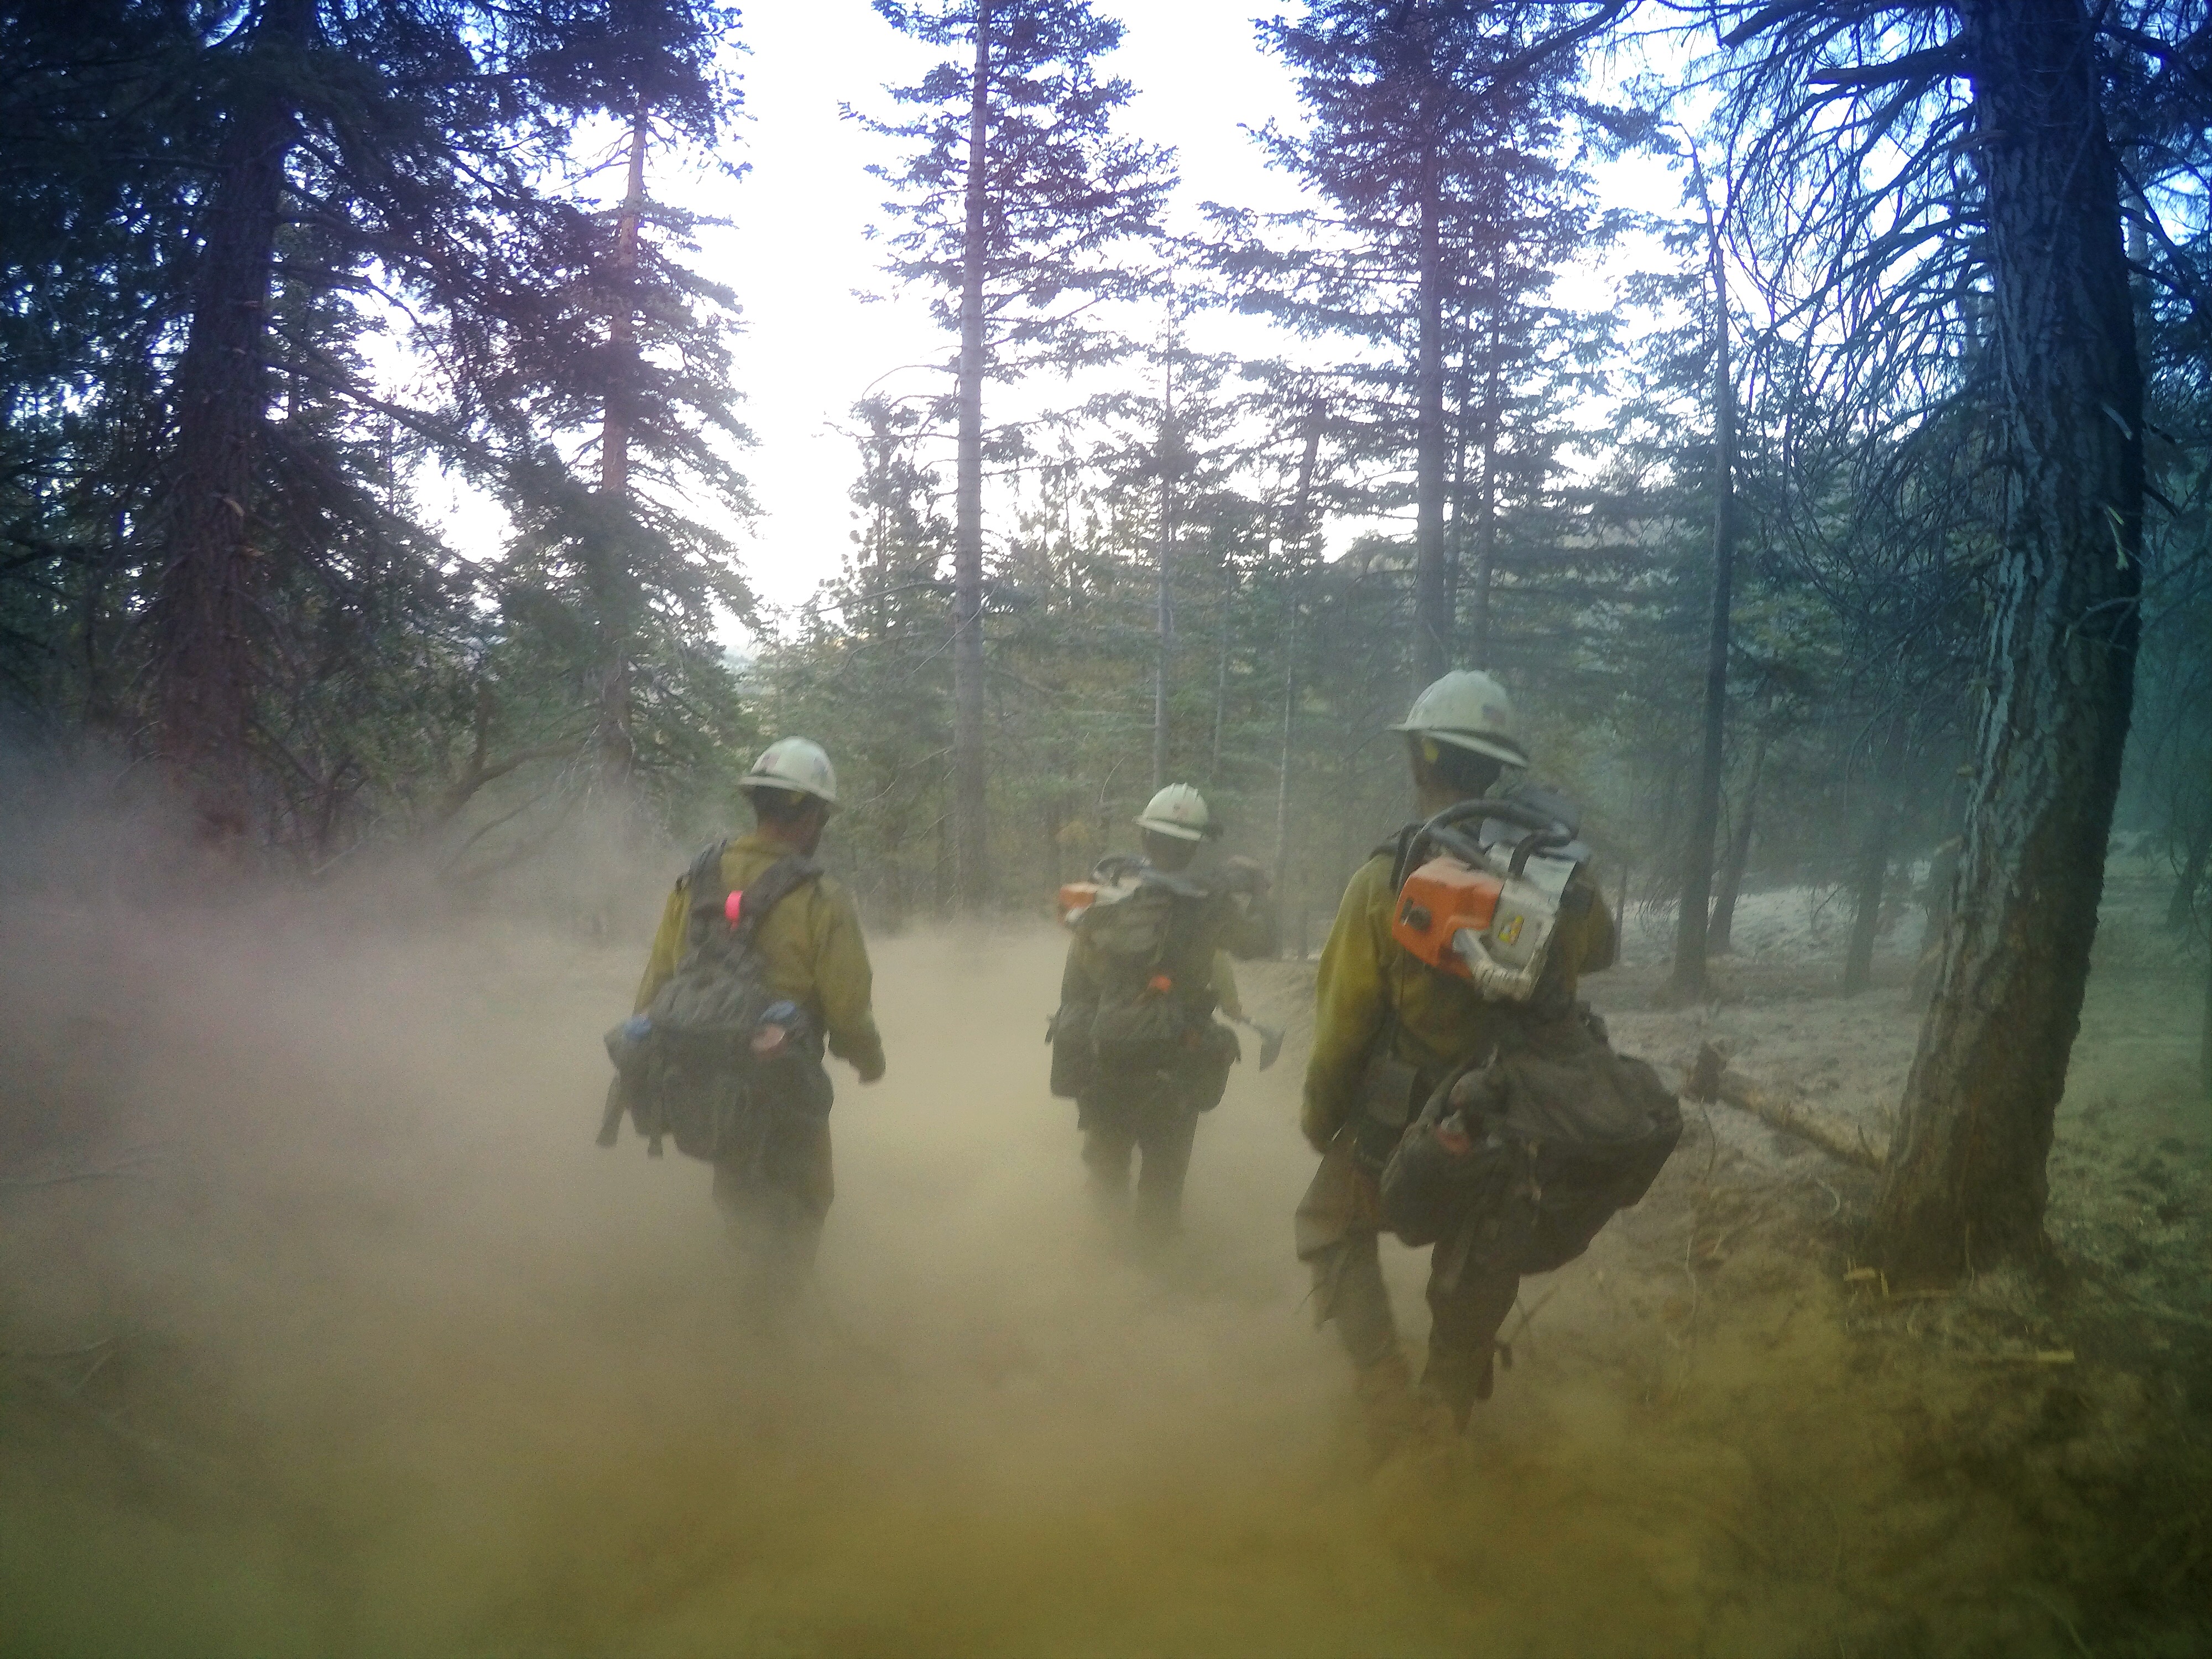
[604,1013,653,1071]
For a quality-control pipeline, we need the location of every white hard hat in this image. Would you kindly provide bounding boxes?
[1390,670,1528,768]
[739,737,838,807]
[1135,782,1212,841]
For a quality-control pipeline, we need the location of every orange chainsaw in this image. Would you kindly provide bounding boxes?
[1389,797,1587,1004]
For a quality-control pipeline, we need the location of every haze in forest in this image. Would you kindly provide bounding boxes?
[2,1,2209,1654]
[4,775,2201,1655]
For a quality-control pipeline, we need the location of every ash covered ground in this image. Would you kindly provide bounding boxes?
[2,861,2206,1657]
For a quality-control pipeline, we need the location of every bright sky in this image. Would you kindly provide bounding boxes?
[691,1,1317,628]
[444,4,1687,644]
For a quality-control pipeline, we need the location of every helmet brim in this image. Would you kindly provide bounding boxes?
[1134,816,1207,841]
[1389,723,1529,769]
[739,776,839,811]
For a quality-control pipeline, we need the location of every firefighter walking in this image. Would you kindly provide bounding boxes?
[621,738,886,1326]
[1296,672,1618,1450]
[1051,784,1275,1241]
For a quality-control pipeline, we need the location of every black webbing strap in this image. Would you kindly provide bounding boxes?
[682,839,732,910]
[680,842,822,959]
[729,853,822,950]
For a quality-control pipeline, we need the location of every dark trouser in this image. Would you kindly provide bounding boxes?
[1421,1248,1520,1426]
[1297,1140,1520,1427]
[712,1117,833,1327]
[1079,1071,1206,1235]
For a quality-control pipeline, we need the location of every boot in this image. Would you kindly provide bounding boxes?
[1352,1350,1455,1463]
[1420,1345,1496,1433]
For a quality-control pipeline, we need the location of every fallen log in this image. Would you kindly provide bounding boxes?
[1683,1042,1886,1172]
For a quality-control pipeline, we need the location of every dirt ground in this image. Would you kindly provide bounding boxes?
[1,867,2207,1657]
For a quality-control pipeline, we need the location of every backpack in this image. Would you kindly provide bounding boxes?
[602,842,832,1162]
[1051,863,1238,1103]
[1378,1006,1680,1271]
[1362,791,1677,1268]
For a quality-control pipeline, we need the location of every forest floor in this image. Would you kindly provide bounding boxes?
[1,860,2207,1657]
[1600,859,2211,1357]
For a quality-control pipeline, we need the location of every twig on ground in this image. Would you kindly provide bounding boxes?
[1801,1175,1844,1218]
[1672,1209,1704,1395]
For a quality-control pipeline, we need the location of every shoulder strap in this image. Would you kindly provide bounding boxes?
[674,839,733,972]
[1380,823,1422,892]
[730,854,822,950]
[681,838,732,910]
[1155,883,1210,982]
[1370,826,1427,1065]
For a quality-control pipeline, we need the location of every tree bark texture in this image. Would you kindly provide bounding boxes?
[149,0,311,841]
[1412,137,1451,686]
[1874,0,2145,1277]
[1667,205,1736,1003]
[951,10,992,911]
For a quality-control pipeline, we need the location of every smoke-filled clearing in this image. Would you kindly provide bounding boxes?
[2,859,2207,1657]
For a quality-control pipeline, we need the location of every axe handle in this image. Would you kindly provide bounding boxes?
[596,1074,627,1147]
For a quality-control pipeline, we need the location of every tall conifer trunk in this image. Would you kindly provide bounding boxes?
[1412,133,1450,684]
[596,102,650,790]
[1151,448,1173,791]
[1668,175,1737,1003]
[1874,0,2144,1276]
[1844,722,1908,996]
[150,0,311,841]
[950,7,992,912]
[1274,409,1322,902]
[1468,321,1501,670]
[1709,731,1765,955]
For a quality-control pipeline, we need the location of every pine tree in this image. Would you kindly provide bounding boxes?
[1712,0,2202,1276]
[859,0,1174,911]
[2,0,752,857]
[1219,0,1623,688]
[487,0,755,829]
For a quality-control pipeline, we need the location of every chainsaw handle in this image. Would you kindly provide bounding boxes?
[1406,798,1574,886]
[1421,797,1573,841]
